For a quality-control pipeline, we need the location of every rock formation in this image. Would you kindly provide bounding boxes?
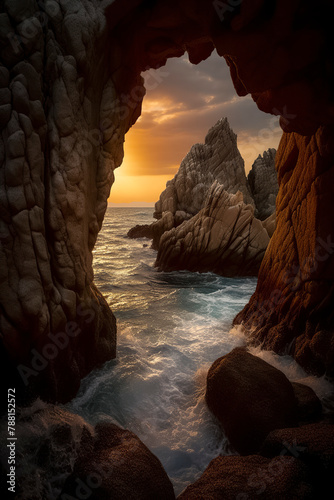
[234,126,334,377]
[184,348,332,499]
[0,401,175,499]
[154,117,254,224]
[248,148,278,220]
[155,182,270,277]
[0,0,333,401]
[205,347,298,455]
[178,455,313,499]
[129,119,277,276]
[60,422,175,500]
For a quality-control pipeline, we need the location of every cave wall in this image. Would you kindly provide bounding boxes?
[234,125,334,376]
[0,0,333,404]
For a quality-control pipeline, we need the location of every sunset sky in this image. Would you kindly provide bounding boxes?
[108,50,282,206]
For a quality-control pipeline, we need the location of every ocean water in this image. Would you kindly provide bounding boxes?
[65,207,333,496]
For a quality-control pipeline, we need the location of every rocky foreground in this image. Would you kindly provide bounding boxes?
[6,348,332,499]
[129,118,278,277]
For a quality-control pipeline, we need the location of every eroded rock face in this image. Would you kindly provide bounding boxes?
[248,148,278,220]
[154,117,254,224]
[1,0,333,402]
[129,119,276,276]
[234,126,334,376]
[155,182,270,277]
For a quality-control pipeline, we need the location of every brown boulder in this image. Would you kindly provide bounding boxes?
[205,347,298,454]
[178,455,313,499]
[59,422,175,500]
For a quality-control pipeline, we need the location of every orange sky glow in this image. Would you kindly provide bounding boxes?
[108,51,282,206]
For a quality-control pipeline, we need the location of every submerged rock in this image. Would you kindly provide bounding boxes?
[205,347,298,454]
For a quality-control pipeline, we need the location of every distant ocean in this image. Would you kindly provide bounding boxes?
[66,207,332,495]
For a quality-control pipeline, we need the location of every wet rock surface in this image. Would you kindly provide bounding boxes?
[205,347,298,454]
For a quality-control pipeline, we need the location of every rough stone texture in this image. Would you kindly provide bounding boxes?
[129,120,277,275]
[261,211,276,238]
[0,401,95,499]
[0,0,334,402]
[260,423,334,467]
[234,126,334,377]
[260,423,334,498]
[178,455,313,499]
[154,118,254,224]
[205,347,298,454]
[60,422,175,500]
[248,148,278,220]
[155,182,270,277]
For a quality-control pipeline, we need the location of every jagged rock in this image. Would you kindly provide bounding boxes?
[60,422,175,500]
[155,117,254,223]
[248,148,278,220]
[262,211,276,238]
[150,118,257,249]
[205,347,298,454]
[155,182,270,277]
[178,455,313,499]
[129,119,277,275]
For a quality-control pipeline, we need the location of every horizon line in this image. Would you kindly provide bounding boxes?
[108,201,155,208]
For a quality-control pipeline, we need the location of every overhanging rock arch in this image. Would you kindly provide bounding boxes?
[0,0,333,405]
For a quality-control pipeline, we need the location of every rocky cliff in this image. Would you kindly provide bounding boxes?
[234,126,334,377]
[0,0,333,403]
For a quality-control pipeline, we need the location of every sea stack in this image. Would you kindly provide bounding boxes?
[129,118,278,277]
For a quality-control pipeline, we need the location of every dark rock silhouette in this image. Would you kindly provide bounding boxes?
[205,347,298,455]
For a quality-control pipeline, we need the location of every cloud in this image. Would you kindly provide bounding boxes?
[117,48,282,205]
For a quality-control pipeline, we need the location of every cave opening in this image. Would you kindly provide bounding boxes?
[109,49,283,207]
